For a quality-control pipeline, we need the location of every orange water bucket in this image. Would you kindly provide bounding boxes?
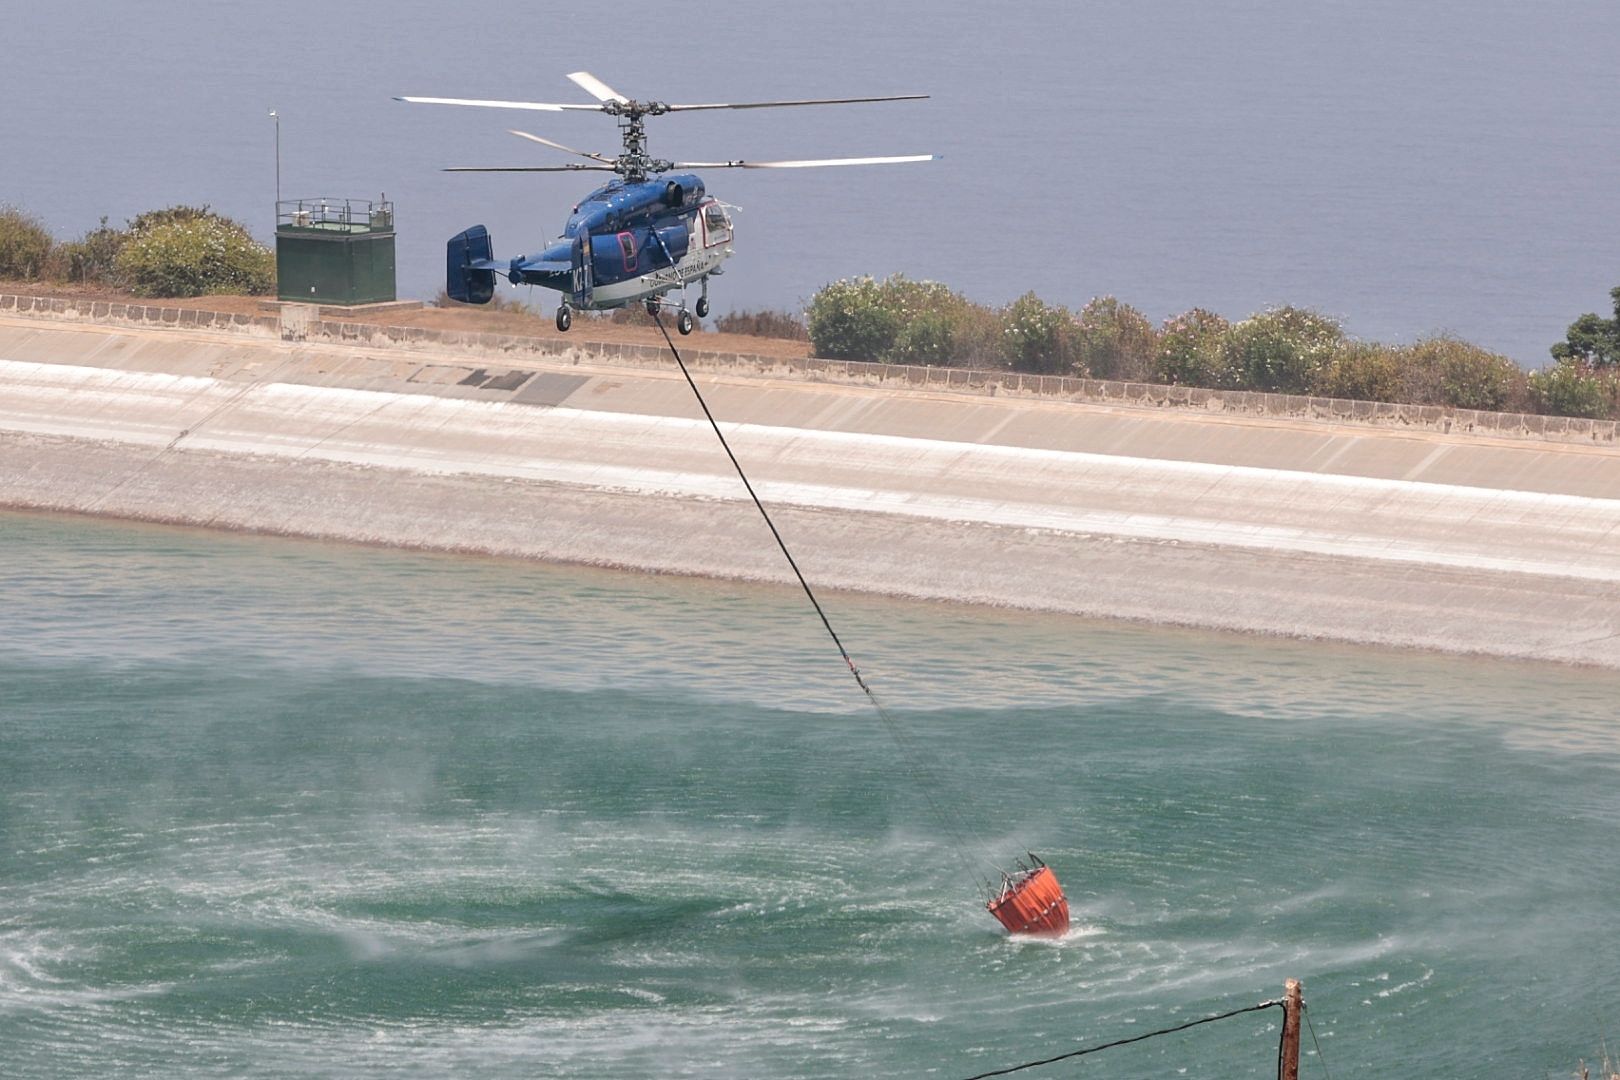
[987,863,1070,936]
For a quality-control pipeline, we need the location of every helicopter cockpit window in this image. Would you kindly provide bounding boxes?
[618,232,637,271]
[703,203,732,247]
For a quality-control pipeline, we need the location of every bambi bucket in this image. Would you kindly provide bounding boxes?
[987,864,1070,936]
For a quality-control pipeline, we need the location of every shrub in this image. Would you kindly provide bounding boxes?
[127,205,216,234]
[1314,342,1403,402]
[0,205,53,280]
[1222,306,1344,393]
[881,276,1004,368]
[1075,296,1158,380]
[891,309,955,365]
[807,276,902,360]
[1399,336,1526,412]
[604,305,659,327]
[434,287,538,315]
[943,302,1011,369]
[1002,291,1079,374]
[714,308,807,341]
[1530,358,1617,419]
[1153,308,1231,387]
[115,208,274,297]
[875,275,960,322]
[48,216,127,286]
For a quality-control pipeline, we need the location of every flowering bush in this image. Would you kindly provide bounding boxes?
[874,275,960,323]
[807,274,1007,367]
[806,276,902,360]
[1530,358,1617,418]
[114,208,273,297]
[887,277,1013,367]
[1154,308,1231,387]
[1002,291,1079,374]
[1222,306,1344,394]
[891,309,955,365]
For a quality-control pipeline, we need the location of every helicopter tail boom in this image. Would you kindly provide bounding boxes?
[446,225,497,304]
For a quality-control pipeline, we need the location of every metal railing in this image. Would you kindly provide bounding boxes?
[275,197,393,233]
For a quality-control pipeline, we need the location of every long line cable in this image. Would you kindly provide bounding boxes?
[646,318,1302,1080]
[958,998,1283,1080]
[650,311,997,896]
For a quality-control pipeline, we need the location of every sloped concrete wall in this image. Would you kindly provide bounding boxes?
[2,312,1618,667]
[4,292,1615,447]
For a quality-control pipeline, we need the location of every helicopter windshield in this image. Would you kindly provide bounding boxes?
[702,203,732,248]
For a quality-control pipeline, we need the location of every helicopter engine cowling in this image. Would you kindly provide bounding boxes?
[652,222,689,266]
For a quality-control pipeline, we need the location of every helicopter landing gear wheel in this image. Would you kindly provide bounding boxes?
[694,297,709,319]
[555,306,572,332]
[677,309,694,335]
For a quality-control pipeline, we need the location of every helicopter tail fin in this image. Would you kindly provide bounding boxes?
[446,225,496,304]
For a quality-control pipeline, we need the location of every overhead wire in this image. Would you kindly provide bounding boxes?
[957,998,1284,1080]
[650,309,998,896]
[86,350,303,513]
[1304,1002,1332,1079]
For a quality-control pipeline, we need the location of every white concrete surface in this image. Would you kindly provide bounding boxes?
[3,318,1619,667]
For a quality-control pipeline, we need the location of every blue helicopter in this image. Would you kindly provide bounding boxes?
[398,72,932,334]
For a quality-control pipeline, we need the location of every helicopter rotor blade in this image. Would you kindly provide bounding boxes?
[443,165,619,173]
[566,71,631,105]
[664,94,929,112]
[395,95,603,113]
[508,130,615,163]
[671,154,937,169]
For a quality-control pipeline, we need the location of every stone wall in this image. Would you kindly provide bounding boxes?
[0,293,280,336]
[4,291,1613,447]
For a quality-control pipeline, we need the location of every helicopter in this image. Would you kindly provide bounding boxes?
[397,72,933,334]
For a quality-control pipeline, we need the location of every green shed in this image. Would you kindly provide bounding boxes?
[276,198,395,305]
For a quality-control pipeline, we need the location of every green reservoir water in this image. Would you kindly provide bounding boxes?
[2,511,1617,1077]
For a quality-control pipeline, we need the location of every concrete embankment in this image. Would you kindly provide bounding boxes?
[3,303,1619,668]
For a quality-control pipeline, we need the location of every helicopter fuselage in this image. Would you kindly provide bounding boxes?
[413,70,930,335]
[446,173,733,330]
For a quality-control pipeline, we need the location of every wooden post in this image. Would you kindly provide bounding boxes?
[1281,978,1303,1080]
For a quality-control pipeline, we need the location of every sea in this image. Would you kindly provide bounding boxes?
[3,0,1620,366]
[2,509,1618,1077]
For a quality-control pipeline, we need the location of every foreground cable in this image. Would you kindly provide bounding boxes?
[959,998,1284,1080]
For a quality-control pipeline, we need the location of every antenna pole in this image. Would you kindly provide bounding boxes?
[268,108,281,206]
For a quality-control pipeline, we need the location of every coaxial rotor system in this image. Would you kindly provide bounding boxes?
[398,71,934,182]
